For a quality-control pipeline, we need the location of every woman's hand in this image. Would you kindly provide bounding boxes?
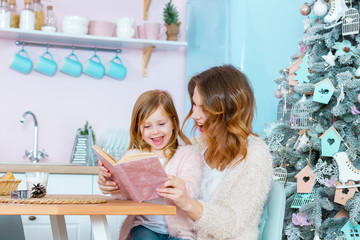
[156,175,190,209]
[156,175,203,221]
[97,160,121,194]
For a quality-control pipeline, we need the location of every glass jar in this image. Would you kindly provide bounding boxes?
[32,0,43,30]
[19,0,34,30]
[41,5,56,32]
[0,0,11,28]
[9,0,18,28]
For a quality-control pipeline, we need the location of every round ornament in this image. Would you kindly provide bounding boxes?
[358,93,360,103]
[275,89,282,99]
[313,0,328,17]
[300,3,311,16]
[343,47,350,53]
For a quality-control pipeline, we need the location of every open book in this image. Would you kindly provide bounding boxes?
[93,145,169,202]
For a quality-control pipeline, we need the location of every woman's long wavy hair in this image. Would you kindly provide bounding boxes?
[183,65,257,170]
[129,90,191,166]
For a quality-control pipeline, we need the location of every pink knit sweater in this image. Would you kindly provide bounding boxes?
[111,145,203,240]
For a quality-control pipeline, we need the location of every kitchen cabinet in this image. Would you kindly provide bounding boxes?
[1,172,124,240]
[0,28,187,77]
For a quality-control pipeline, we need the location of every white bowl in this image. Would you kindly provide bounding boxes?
[62,25,88,35]
[62,23,87,29]
[62,15,89,26]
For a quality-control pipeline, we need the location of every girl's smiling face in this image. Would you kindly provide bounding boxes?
[141,106,174,156]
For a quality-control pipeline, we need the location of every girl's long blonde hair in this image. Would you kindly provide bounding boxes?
[184,65,257,170]
[129,90,191,165]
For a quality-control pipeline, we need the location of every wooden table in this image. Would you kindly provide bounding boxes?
[0,199,176,240]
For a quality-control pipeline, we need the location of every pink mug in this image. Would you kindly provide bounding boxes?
[144,22,165,40]
[137,25,145,39]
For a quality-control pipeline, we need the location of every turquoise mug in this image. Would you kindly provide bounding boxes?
[60,53,83,77]
[10,49,33,74]
[105,56,127,80]
[83,54,105,79]
[35,51,57,76]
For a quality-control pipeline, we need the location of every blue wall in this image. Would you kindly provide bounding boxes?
[186,0,304,135]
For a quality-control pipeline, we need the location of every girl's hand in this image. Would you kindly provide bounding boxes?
[156,175,192,211]
[97,160,121,194]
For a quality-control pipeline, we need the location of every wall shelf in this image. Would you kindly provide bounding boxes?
[0,28,187,76]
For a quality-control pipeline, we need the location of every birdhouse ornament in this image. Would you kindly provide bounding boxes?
[295,165,315,193]
[313,78,336,104]
[334,181,358,205]
[341,220,360,240]
[319,126,343,157]
[334,208,349,219]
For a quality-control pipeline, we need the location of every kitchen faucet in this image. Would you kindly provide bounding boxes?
[20,111,48,163]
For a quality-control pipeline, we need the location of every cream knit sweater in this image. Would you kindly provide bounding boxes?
[192,135,273,240]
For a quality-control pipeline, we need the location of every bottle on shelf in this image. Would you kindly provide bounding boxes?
[41,5,56,32]
[32,0,43,30]
[0,0,10,28]
[19,0,34,30]
[9,0,19,28]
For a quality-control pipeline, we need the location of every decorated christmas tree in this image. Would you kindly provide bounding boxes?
[264,0,360,239]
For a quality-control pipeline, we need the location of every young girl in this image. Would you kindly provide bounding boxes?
[98,90,202,240]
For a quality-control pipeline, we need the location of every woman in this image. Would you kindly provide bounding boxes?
[98,65,273,240]
[156,65,273,240]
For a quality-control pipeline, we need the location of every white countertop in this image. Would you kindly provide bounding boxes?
[0,162,99,174]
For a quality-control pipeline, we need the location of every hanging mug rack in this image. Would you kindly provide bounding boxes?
[13,41,127,80]
[15,40,122,53]
[15,40,152,77]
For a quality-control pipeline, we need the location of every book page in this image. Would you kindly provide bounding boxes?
[118,152,156,163]
[93,145,117,165]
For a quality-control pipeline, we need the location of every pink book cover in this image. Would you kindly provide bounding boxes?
[93,146,169,202]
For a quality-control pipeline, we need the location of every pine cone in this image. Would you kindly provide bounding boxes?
[31,183,47,198]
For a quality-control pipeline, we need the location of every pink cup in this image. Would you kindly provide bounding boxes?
[137,25,145,39]
[144,22,164,40]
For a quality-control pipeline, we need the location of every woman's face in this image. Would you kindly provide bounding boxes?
[191,86,207,133]
[141,106,174,154]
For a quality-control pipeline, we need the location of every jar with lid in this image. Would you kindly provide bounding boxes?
[41,5,56,32]
[32,0,43,30]
[19,0,34,30]
[0,0,11,28]
[9,0,19,28]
